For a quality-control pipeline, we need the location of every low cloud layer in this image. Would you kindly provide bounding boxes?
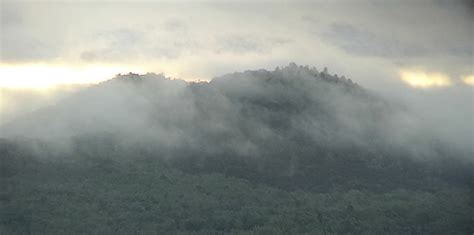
[0,85,86,125]
[2,64,471,160]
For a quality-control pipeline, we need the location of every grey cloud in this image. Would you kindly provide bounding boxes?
[320,21,472,79]
[80,29,143,62]
[267,37,292,45]
[215,34,291,55]
[163,18,187,32]
[324,23,429,58]
[0,2,61,62]
[435,0,474,14]
[146,35,199,60]
[150,47,182,60]
[447,45,473,58]
[0,1,23,27]
[215,34,268,54]
[80,27,201,61]
[103,29,141,46]
[1,35,60,62]
[301,15,319,24]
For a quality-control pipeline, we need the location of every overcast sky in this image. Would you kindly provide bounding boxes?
[1,0,472,89]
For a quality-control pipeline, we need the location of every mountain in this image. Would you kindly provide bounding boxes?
[0,63,431,155]
[1,63,472,234]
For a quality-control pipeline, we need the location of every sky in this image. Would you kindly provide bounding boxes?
[0,0,473,124]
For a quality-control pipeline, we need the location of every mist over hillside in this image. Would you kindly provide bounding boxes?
[0,85,87,126]
[1,64,473,234]
[2,63,470,157]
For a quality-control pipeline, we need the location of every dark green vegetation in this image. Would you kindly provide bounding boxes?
[1,64,473,234]
[1,139,473,234]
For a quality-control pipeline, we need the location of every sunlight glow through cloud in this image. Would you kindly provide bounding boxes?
[0,64,145,89]
[399,70,452,88]
[461,75,474,86]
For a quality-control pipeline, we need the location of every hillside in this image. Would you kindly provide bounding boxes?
[1,64,473,234]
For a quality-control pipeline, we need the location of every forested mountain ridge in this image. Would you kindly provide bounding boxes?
[0,63,444,157]
[1,63,473,234]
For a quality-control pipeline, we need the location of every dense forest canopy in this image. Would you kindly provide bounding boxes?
[1,64,473,234]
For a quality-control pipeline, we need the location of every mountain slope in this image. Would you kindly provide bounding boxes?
[1,64,473,233]
[0,63,434,154]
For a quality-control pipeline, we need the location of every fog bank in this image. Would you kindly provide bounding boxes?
[1,64,471,161]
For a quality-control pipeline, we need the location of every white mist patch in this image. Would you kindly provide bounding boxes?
[0,85,88,125]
